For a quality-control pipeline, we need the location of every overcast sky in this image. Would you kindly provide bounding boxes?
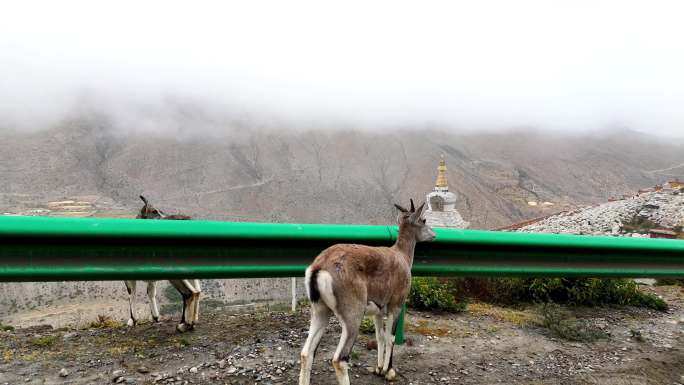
[1,1,683,136]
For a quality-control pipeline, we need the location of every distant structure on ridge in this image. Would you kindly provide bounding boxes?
[424,156,469,229]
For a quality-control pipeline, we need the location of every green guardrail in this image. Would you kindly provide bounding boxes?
[2,216,683,281]
[1,215,683,343]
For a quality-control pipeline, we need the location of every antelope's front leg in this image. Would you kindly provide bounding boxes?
[124,281,137,327]
[381,312,398,381]
[373,314,386,375]
[190,279,201,324]
[146,281,160,322]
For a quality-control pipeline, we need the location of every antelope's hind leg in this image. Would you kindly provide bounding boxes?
[298,302,331,385]
[332,309,363,385]
[169,280,197,332]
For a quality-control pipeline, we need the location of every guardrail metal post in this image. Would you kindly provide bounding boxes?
[291,277,297,312]
[394,303,407,345]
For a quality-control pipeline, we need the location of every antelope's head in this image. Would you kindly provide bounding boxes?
[137,195,165,219]
[394,199,436,242]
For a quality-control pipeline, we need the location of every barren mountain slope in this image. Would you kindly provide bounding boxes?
[2,118,683,228]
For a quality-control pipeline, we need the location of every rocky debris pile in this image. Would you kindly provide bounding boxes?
[518,189,683,235]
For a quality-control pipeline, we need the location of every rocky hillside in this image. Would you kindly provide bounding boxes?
[517,188,683,236]
[2,114,684,229]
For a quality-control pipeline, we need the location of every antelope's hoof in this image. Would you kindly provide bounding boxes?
[374,367,383,375]
[384,368,397,381]
[152,316,160,323]
[176,323,194,333]
[127,318,135,327]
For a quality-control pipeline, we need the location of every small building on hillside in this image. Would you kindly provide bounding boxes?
[424,157,469,229]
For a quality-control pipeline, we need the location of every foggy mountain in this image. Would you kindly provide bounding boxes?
[2,113,683,229]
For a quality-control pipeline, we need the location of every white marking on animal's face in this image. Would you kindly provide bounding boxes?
[417,221,436,242]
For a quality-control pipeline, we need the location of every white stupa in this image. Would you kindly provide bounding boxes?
[425,157,469,228]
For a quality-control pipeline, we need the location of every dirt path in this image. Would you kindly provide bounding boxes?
[1,286,683,385]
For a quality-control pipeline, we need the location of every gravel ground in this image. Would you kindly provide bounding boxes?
[1,286,683,385]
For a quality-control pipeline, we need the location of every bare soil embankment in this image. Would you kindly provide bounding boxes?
[1,286,682,385]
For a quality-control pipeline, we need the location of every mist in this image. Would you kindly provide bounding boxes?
[1,1,683,136]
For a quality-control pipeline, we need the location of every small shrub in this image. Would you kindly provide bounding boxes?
[536,303,607,342]
[409,277,466,313]
[621,215,658,234]
[449,277,667,311]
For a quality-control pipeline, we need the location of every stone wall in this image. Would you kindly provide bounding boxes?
[0,278,307,328]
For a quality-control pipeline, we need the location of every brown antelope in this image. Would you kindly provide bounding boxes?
[299,200,435,385]
[125,195,201,332]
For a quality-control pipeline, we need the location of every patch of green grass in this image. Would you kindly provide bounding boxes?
[536,303,607,342]
[30,335,58,347]
[0,323,14,332]
[467,303,534,326]
[177,337,191,347]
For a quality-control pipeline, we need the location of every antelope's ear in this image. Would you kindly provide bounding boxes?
[410,199,415,212]
[394,203,409,213]
[409,202,426,222]
[140,195,148,205]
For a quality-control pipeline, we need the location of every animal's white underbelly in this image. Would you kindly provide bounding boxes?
[365,301,382,316]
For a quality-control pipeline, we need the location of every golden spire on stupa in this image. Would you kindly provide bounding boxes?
[435,155,448,189]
